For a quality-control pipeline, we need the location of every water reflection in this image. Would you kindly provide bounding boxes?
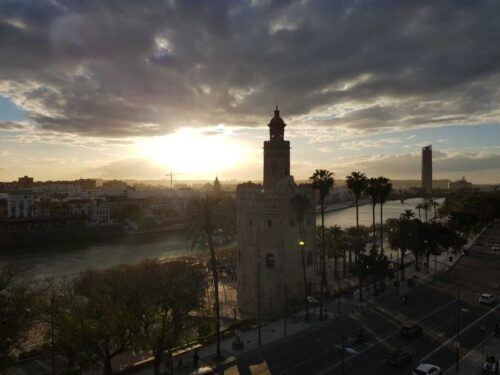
[0,197,436,279]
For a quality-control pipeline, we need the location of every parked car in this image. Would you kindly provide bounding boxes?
[482,356,499,374]
[191,367,217,375]
[401,324,423,339]
[479,293,496,305]
[413,363,442,375]
[492,244,500,252]
[387,349,413,367]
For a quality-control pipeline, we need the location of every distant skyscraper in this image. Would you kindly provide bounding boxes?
[422,145,432,194]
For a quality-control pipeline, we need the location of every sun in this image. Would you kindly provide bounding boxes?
[136,128,250,178]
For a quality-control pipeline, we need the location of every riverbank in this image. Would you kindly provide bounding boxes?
[0,222,186,251]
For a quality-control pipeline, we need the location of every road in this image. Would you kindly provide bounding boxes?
[221,222,500,374]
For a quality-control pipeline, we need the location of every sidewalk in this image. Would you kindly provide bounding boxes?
[129,249,460,375]
[444,335,500,375]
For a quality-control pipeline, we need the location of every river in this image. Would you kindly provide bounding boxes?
[0,197,436,280]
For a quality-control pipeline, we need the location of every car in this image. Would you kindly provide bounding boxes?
[492,245,500,252]
[461,249,470,256]
[191,367,217,375]
[479,293,496,305]
[400,324,423,339]
[387,349,413,367]
[413,363,442,375]
[482,356,499,374]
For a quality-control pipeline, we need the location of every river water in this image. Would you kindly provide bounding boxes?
[0,197,434,280]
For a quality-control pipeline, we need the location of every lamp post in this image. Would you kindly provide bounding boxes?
[435,260,461,372]
[299,240,310,320]
[256,248,262,348]
[337,273,345,375]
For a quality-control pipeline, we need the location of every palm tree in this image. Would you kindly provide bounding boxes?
[345,171,368,263]
[422,201,431,222]
[290,193,311,319]
[415,203,423,221]
[310,169,334,320]
[365,178,380,254]
[377,177,393,256]
[185,195,234,360]
[402,209,415,220]
[431,199,439,218]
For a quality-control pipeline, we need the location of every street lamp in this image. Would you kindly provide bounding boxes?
[298,240,310,320]
[435,259,461,372]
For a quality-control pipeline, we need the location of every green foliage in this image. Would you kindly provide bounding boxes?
[345,171,368,201]
[309,169,335,202]
[45,259,205,374]
[0,265,36,371]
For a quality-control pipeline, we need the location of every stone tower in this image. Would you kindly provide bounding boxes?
[236,108,317,318]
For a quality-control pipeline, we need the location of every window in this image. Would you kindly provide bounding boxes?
[249,219,253,227]
[265,253,275,268]
[307,251,313,265]
[267,219,272,227]
[290,219,294,227]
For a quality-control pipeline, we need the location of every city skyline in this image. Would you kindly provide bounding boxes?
[1,1,500,183]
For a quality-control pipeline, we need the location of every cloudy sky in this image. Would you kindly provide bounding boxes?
[1,0,499,183]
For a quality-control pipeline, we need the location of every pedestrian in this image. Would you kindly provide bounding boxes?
[164,352,173,375]
[193,350,200,369]
[177,358,185,370]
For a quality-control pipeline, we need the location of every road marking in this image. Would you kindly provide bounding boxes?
[419,303,500,363]
[316,298,470,375]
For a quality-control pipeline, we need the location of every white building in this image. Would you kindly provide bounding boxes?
[89,202,112,225]
[7,191,34,218]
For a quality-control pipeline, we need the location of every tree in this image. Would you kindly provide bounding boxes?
[290,193,312,318]
[326,226,345,279]
[0,265,35,371]
[377,177,393,256]
[185,195,235,360]
[418,222,442,269]
[422,201,431,222]
[131,259,205,375]
[365,178,380,253]
[386,214,418,280]
[53,266,138,374]
[310,169,334,320]
[415,203,423,221]
[344,226,369,301]
[345,171,368,263]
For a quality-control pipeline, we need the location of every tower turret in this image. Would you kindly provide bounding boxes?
[263,107,290,190]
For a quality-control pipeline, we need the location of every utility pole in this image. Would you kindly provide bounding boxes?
[435,259,461,372]
[256,246,262,348]
[165,171,174,190]
[338,273,345,375]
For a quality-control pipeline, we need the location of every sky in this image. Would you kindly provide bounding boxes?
[1,0,500,184]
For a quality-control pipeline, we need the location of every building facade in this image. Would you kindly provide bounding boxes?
[236,108,317,318]
[421,145,432,194]
[7,191,34,218]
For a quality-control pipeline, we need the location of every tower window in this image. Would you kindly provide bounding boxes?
[265,253,275,268]
[268,219,272,227]
[249,219,253,227]
[307,251,313,265]
[290,219,294,227]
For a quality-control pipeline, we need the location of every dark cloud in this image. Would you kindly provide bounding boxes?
[339,151,500,181]
[1,0,500,137]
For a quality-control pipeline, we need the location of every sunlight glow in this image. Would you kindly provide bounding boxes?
[136,128,251,178]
